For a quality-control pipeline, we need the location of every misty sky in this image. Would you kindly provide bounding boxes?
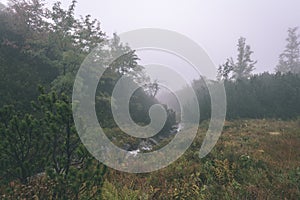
[1,0,300,74]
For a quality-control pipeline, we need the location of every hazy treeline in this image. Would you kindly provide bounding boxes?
[190,72,300,122]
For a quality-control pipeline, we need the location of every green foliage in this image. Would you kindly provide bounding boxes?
[0,89,108,199]
[46,158,107,199]
[0,0,55,110]
[0,106,45,184]
[33,89,79,176]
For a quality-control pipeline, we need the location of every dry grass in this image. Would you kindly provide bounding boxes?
[215,119,300,170]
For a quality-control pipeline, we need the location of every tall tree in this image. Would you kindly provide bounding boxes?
[276,27,300,74]
[0,0,58,110]
[49,0,105,94]
[229,37,257,80]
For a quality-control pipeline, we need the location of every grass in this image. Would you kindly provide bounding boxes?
[2,119,299,199]
[103,118,300,199]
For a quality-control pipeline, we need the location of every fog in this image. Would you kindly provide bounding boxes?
[1,0,299,73]
[46,0,300,73]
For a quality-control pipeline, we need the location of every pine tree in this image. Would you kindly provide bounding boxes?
[276,27,300,74]
[229,37,257,80]
[0,106,46,184]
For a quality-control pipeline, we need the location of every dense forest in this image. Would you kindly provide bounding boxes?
[0,0,299,199]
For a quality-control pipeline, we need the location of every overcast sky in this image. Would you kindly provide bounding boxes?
[1,0,300,73]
